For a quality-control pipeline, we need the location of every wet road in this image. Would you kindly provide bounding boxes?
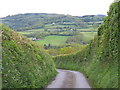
[46,69,91,88]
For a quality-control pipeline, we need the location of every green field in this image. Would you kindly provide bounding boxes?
[81,32,97,42]
[35,35,70,46]
[17,24,98,46]
[18,29,97,46]
[17,29,44,35]
[17,31,33,34]
[27,29,44,32]
[77,28,97,31]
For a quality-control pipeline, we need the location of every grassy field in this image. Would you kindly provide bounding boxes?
[17,25,97,46]
[27,29,44,32]
[17,31,33,35]
[81,32,97,42]
[35,35,70,46]
[17,29,44,35]
[77,28,97,32]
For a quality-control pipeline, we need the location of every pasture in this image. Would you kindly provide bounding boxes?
[35,35,70,46]
[81,32,97,42]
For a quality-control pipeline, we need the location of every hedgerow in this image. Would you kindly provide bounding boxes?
[54,2,119,88]
[2,24,57,88]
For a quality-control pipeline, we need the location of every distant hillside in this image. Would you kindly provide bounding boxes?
[1,13,105,31]
[2,24,57,88]
[54,1,119,88]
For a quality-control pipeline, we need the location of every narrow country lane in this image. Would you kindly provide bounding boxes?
[46,69,91,88]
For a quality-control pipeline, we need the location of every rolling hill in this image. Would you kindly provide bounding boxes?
[1,13,105,31]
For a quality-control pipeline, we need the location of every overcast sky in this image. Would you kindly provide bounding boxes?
[0,0,114,18]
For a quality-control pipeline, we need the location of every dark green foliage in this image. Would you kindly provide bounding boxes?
[1,24,57,88]
[81,15,105,22]
[1,13,104,31]
[54,2,119,88]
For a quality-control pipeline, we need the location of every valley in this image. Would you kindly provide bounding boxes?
[1,14,102,56]
[1,0,119,89]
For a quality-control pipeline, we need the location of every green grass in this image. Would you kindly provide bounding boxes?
[17,31,33,35]
[17,29,44,35]
[34,32,97,47]
[35,35,70,46]
[81,32,97,42]
[45,24,77,30]
[77,28,97,31]
[27,29,44,32]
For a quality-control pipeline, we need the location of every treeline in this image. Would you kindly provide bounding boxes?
[45,44,85,56]
[1,13,105,31]
[53,2,119,88]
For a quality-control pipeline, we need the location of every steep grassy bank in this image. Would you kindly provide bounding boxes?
[54,1,119,88]
[1,24,57,88]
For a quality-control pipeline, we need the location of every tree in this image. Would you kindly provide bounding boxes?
[48,43,51,48]
[44,44,48,49]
